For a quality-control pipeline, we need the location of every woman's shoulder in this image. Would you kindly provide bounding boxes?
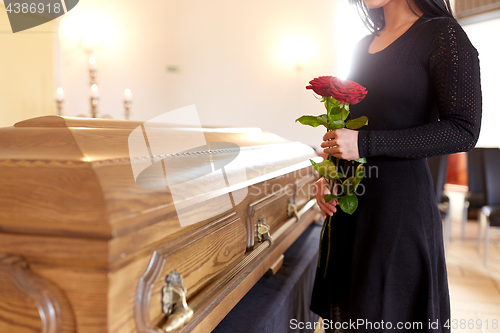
[420,16,474,44]
[348,33,373,60]
[419,16,478,54]
[353,32,375,46]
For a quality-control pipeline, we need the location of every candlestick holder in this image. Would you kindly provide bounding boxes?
[90,97,99,118]
[124,101,132,120]
[89,57,97,86]
[55,87,64,116]
[123,88,133,120]
[88,57,101,118]
[56,100,64,116]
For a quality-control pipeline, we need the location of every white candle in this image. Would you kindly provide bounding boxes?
[89,57,96,71]
[90,84,99,98]
[124,88,132,102]
[56,87,64,102]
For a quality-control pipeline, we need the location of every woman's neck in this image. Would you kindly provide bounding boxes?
[382,0,423,31]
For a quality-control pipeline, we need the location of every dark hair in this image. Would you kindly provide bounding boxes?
[350,0,454,32]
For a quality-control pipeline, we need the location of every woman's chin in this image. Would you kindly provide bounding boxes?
[362,0,387,9]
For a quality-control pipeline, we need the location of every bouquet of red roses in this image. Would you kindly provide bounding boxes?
[296,76,368,275]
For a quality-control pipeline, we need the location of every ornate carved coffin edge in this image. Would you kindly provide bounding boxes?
[134,195,318,333]
[0,254,76,333]
[246,174,315,252]
[180,198,319,333]
[134,250,165,333]
[133,211,241,333]
[245,184,294,252]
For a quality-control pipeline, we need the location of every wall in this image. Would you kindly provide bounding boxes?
[2,1,496,150]
[57,0,342,149]
[462,17,500,147]
[0,2,56,127]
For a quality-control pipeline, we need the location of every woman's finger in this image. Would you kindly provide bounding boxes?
[318,192,337,216]
[321,139,337,148]
[314,178,340,218]
[318,201,336,217]
[314,178,336,217]
[323,130,337,141]
[314,180,327,215]
[317,200,331,218]
[323,146,341,155]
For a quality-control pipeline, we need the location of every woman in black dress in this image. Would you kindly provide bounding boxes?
[309,0,482,330]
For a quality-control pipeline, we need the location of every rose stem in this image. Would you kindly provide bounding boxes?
[318,96,337,274]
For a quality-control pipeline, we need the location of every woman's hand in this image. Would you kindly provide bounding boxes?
[321,128,360,161]
[314,177,338,219]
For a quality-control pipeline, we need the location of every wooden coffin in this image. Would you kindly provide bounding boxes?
[0,115,321,333]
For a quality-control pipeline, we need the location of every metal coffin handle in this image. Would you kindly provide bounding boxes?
[256,216,274,246]
[161,270,194,332]
[287,200,301,220]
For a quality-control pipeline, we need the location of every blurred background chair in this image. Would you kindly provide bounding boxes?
[477,148,500,265]
[463,148,487,238]
[428,155,451,251]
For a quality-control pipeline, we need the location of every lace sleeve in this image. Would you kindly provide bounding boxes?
[357,18,482,159]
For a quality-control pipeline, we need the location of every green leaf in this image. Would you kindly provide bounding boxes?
[345,116,369,130]
[355,164,364,179]
[354,164,365,189]
[324,194,339,203]
[341,109,350,121]
[339,194,358,215]
[295,115,324,128]
[354,157,367,163]
[296,115,330,129]
[342,177,357,195]
[318,114,329,127]
[310,159,342,180]
[324,97,334,114]
[330,106,342,117]
[328,119,345,130]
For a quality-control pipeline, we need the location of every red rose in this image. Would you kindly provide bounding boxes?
[305,76,333,97]
[306,76,367,105]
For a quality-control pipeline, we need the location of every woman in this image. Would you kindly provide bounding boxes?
[309,0,482,330]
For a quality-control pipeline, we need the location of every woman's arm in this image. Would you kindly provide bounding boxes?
[358,18,482,159]
[324,18,482,160]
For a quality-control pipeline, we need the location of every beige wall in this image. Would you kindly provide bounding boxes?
[462,17,500,148]
[0,3,56,128]
[57,0,341,149]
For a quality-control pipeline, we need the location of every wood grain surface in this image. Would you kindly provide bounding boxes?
[0,116,320,333]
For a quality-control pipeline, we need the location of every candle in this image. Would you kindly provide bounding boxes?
[124,88,132,102]
[90,84,99,98]
[56,87,64,102]
[89,57,96,71]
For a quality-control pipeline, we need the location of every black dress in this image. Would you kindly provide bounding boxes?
[309,16,482,332]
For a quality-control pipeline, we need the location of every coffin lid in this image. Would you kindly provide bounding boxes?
[0,116,318,239]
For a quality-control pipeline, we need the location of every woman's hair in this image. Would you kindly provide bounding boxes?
[350,0,454,32]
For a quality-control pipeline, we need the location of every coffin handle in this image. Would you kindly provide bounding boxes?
[161,270,194,332]
[287,201,301,220]
[256,217,274,246]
